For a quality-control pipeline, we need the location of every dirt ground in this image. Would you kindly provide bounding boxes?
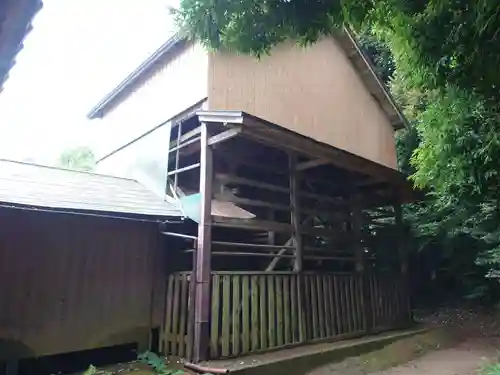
[89,307,500,375]
[308,307,500,375]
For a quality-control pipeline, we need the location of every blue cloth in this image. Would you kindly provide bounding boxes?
[179,193,201,223]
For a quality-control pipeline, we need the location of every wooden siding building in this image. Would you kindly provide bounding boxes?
[83,29,416,363]
[0,161,181,362]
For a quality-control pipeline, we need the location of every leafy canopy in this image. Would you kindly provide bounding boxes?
[175,0,500,202]
[176,0,500,295]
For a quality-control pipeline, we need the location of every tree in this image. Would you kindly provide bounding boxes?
[58,146,96,172]
[175,2,500,300]
[175,0,500,200]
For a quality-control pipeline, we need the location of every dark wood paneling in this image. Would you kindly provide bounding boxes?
[0,208,162,360]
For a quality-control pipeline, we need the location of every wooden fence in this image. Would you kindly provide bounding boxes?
[161,271,410,360]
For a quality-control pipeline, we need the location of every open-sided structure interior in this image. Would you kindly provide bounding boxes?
[159,110,414,362]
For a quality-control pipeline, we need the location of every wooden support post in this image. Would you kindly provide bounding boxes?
[394,203,412,324]
[289,153,303,272]
[351,195,372,333]
[289,153,306,342]
[193,122,213,362]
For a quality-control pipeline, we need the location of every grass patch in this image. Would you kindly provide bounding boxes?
[479,362,500,375]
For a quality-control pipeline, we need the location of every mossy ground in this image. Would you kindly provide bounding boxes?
[354,329,453,372]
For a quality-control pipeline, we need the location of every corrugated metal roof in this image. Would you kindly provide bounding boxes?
[0,159,181,220]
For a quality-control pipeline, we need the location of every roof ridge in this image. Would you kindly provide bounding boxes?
[86,33,183,119]
[0,158,140,183]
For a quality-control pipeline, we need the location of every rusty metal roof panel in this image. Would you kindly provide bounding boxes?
[0,159,182,220]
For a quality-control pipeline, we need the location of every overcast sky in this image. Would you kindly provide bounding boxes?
[0,0,177,164]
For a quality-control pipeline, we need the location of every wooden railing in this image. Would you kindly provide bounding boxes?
[161,271,410,360]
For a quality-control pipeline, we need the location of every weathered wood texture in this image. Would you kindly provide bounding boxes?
[163,271,410,359]
[0,208,164,361]
[161,272,192,357]
[207,37,398,169]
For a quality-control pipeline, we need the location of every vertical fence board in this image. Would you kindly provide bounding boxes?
[341,276,352,333]
[276,276,284,346]
[370,276,379,329]
[310,276,319,339]
[221,275,231,357]
[251,276,260,351]
[333,275,342,334]
[348,277,356,333]
[267,276,276,347]
[297,275,313,341]
[241,275,250,354]
[283,275,291,344]
[163,274,174,354]
[232,275,241,356]
[356,276,365,332]
[178,273,188,357]
[290,275,298,343]
[210,274,221,358]
[316,275,326,338]
[323,276,332,337]
[348,277,357,332]
[171,275,181,354]
[259,276,268,349]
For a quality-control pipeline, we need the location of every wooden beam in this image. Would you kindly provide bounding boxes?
[303,255,356,261]
[265,237,293,271]
[173,121,182,189]
[167,163,201,176]
[169,126,201,152]
[290,153,303,272]
[264,213,321,272]
[212,217,291,233]
[212,240,294,250]
[193,122,213,362]
[169,135,201,153]
[296,158,329,171]
[216,173,289,194]
[239,126,408,185]
[213,194,291,212]
[207,126,242,146]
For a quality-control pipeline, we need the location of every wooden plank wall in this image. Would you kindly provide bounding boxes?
[0,208,163,361]
[162,271,410,360]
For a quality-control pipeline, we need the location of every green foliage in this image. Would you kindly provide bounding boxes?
[83,365,111,375]
[480,362,500,375]
[176,0,500,301]
[137,351,185,375]
[58,146,96,172]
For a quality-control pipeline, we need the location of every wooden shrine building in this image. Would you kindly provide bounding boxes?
[85,28,417,363]
[159,110,414,362]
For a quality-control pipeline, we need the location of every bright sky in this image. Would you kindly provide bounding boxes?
[0,0,177,164]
